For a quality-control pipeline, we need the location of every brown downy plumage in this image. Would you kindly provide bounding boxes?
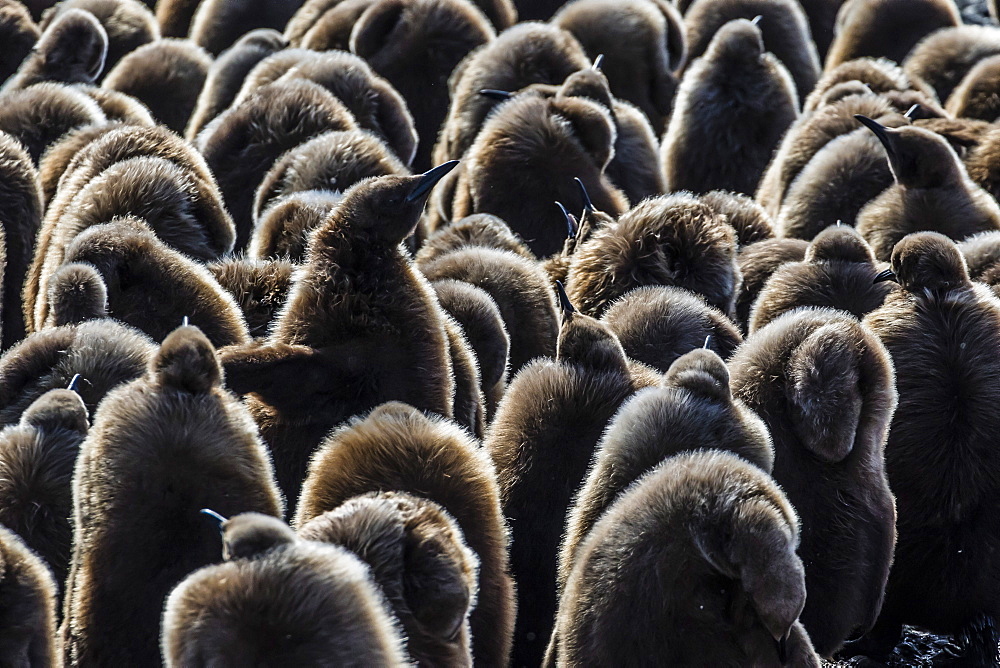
[549,451,820,667]
[250,190,343,262]
[947,54,1000,122]
[565,193,741,319]
[959,230,1000,293]
[295,0,380,53]
[804,57,938,113]
[188,0,300,55]
[207,257,295,340]
[299,491,480,667]
[37,0,158,73]
[0,82,106,163]
[683,0,820,101]
[101,39,211,134]
[662,18,798,196]
[904,25,1000,106]
[485,285,656,666]
[730,308,897,657]
[76,85,153,125]
[61,325,284,666]
[736,237,810,331]
[416,213,534,265]
[1,8,106,92]
[602,285,743,373]
[442,313,485,438]
[220,166,458,504]
[0,387,86,589]
[0,132,42,350]
[749,225,893,333]
[824,0,961,72]
[858,232,1000,664]
[0,523,59,667]
[36,122,133,205]
[163,512,407,666]
[855,114,1000,261]
[295,401,516,667]
[0,0,39,84]
[700,190,775,247]
[796,0,842,58]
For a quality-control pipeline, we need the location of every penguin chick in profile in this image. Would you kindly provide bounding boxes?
[861,232,1000,663]
[1,8,106,91]
[736,237,809,330]
[550,450,820,667]
[602,285,743,373]
[485,286,656,667]
[62,325,284,666]
[451,92,627,258]
[855,115,1000,261]
[0,131,42,350]
[295,401,516,668]
[195,79,359,251]
[208,257,294,340]
[0,523,59,667]
[37,0,158,72]
[250,190,343,262]
[0,82,106,163]
[559,348,773,591]
[565,193,740,319]
[903,25,1000,106]
[824,0,961,72]
[0,0,39,85]
[749,225,893,333]
[102,39,212,134]
[662,18,798,196]
[298,491,480,667]
[220,166,458,503]
[185,29,287,140]
[162,513,408,667]
[0,387,86,588]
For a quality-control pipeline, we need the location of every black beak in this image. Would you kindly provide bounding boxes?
[406,161,460,203]
[855,115,894,152]
[556,201,577,238]
[555,281,575,315]
[67,373,82,392]
[873,268,898,284]
[592,54,604,71]
[775,634,788,664]
[904,104,921,120]
[201,508,227,531]
[751,14,763,25]
[703,335,712,349]
[479,89,514,101]
[575,177,595,213]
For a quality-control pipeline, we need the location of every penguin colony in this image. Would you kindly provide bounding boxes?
[3,0,1000,665]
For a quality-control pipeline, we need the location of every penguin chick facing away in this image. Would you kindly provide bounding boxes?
[485,288,656,667]
[736,237,809,331]
[295,401,516,668]
[0,523,59,667]
[37,0,158,73]
[0,0,39,85]
[0,131,42,350]
[298,491,479,667]
[220,166,458,504]
[188,0,298,55]
[730,308,897,657]
[947,54,1000,123]
[700,189,775,247]
[61,325,284,666]
[207,257,294,340]
[903,25,1000,106]
[602,285,743,373]
[549,450,820,667]
[662,17,798,197]
[959,231,1000,291]
[0,82,106,164]
[749,225,893,333]
[0,388,87,589]
[559,347,774,593]
[565,192,741,320]
[162,514,408,667]
[1,8,106,92]
[250,190,343,262]
[861,232,1000,662]
[855,115,1000,261]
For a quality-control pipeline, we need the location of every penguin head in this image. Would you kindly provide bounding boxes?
[855,115,963,189]
[805,225,875,264]
[217,512,296,561]
[665,348,731,402]
[558,67,614,113]
[877,231,970,292]
[46,262,108,327]
[707,18,765,63]
[20,388,89,435]
[555,281,629,373]
[37,9,108,84]
[153,324,223,394]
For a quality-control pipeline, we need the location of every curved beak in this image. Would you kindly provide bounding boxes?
[407,161,460,202]
[574,177,595,213]
[479,89,514,101]
[873,268,898,284]
[556,201,577,239]
[855,115,894,153]
[201,508,228,531]
[555,281,576,315]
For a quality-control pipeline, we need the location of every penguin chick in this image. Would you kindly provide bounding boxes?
[947,54,1000,122]
[559,348,773,592]
[804,56,935,113]
[432,22,589,164]
[552,0,685,133]
[0,0,39,85]
[77,85,153,125]
[602,285,743,373]
[565,192,740,319]
[208,257,294,340]
[683,0,821,101]
[904,25,1000,106]
[824,0,961,72]
[861,232,1000,658]
[0,317,153,426]
[37,122,126,205]
[0,82,106,163]
[662,18,798,196]
[700,190,775,246]
[61,325,284,666]
[38,0,158,73]
[295,401,516,667]
[0,523,59,667]
[855,115,1000,261]
[220,166,458,503]
[958,230,1000,291]
[736,237,809,330]
[295,0,379,53]
[44,262,107,327]
[451,93,627,257]
[749,225,893,333]
[250,190,342,262]
[1,8,106,91]
[102,39,211,134]
[550,450,820,667]
[185,29,287,140]
[485,292,656,667]
[162,517,407,667]
[187,0,298,55]
[154,0,197,37]
[253,128,409,222]
[730,308,897,657]
[0,387,85,588]
[0,131,42,350]
[416,213,534,265]
[195,79,359,251]
[298,491,480,667]
[58,217,251,347]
